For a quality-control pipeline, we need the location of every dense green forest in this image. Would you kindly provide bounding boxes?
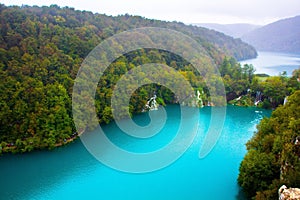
[238,90,300,199]
[0,4,298,154]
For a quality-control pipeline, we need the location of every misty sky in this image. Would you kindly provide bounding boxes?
[2,0,300,25]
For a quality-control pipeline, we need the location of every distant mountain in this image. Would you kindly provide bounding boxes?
[242,15,300,53]
[193,23,261,38]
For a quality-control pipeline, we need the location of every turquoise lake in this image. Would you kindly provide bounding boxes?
[0,105,271,200]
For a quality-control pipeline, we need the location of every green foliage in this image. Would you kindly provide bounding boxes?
[155,97,166,106]
[238,150,279,197]
[228,95,252,106]
[220,57,256,101]
[226,67,300,108]
[0,3,297,156]
[238,91,300,199]
[0,4,258,153]
[261,76,287,107]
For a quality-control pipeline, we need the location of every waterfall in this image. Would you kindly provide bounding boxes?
[180,90,204,107]
[283,96,288,105]
[197,90,204,108]
[236,96,242,101]
[254,91,262,106]
[144,94,159,111]
[144,90,204,110]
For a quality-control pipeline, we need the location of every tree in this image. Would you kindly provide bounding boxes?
[262,76,287,107]
[238,91,300,199]
[0,4,258,153]
[238,150,279,197]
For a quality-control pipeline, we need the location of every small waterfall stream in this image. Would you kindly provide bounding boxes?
[283,96,288,105]
[144,90,204,111]
[254,91,262,106]
[197,90,204,108]
[144,94,159,111]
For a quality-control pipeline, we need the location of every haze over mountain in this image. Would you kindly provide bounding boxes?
[194,23,261,38]
[242,15,300,53]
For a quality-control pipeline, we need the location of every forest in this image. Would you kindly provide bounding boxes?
[0,4,299,155]
[238,90,300,199]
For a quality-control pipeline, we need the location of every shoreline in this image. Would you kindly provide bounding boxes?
[0,103,272,155]
[54,130,84,147]
[0,130,85,155]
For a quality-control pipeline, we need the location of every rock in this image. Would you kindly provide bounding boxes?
[279,185,300,200]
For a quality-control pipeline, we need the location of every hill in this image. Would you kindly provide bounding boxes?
[0,5,257,61]
[242,15,300,53]
[0,4,258,153]
[194,23,261,38]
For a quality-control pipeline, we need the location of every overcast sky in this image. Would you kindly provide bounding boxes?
[2,0,300,25]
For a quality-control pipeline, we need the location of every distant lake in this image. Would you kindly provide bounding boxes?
[240,51,300,76]
[0,105,271,200]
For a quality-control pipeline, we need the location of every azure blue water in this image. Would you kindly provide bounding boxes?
[240,51,300,76]
[0,105,271,200]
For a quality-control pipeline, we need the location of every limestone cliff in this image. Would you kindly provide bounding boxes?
[279,185,300,200]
